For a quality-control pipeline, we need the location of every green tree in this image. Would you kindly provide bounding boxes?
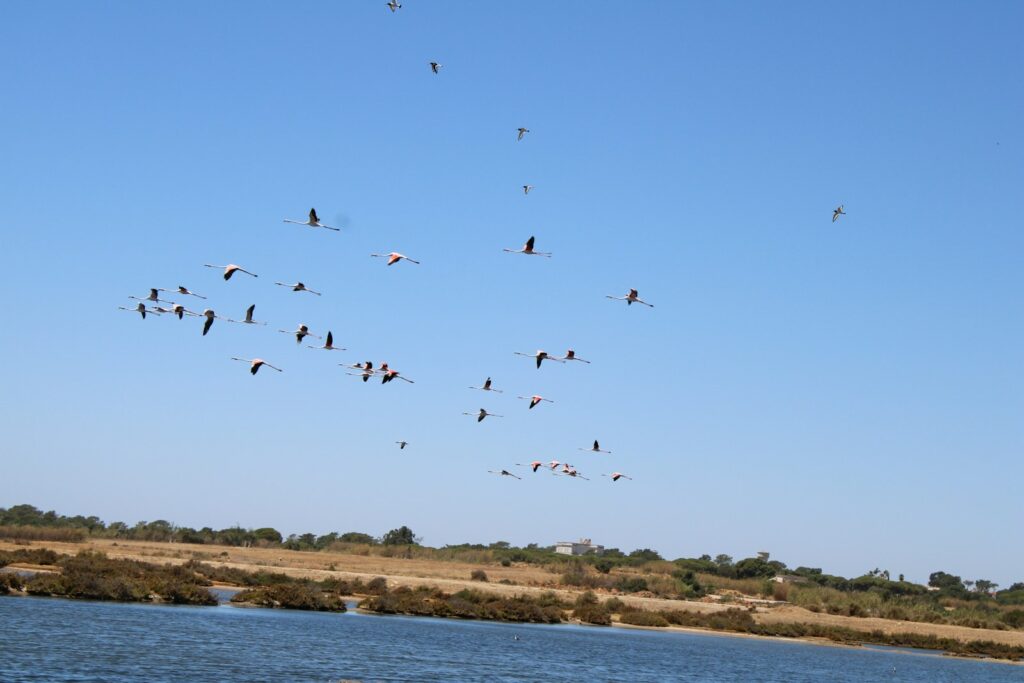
[339,532,376,544]
[734,557,777,579]
[928,571,964,592]
[714,554,733,567]
[381,526,417,546]
[253,528,283,544]
[628,548,662,562]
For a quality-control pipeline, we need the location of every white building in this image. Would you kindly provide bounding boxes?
[555,538,604,556]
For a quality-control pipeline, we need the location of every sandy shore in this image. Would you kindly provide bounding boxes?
[4,537,1022,653]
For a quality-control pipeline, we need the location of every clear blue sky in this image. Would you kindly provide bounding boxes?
[1,2,1021,586]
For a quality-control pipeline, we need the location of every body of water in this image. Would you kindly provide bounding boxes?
[1,596,1021,682]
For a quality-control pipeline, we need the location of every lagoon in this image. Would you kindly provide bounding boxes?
[1,596,1020,682]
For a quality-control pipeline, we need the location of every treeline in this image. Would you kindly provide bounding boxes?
[0,504,408,550]
[3,504,1021,613]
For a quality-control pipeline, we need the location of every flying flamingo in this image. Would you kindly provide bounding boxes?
[514,350,564,369]
[308,331,344,351]
[119,302,160,319]
[488,469,521,480]
[516,461,544,473]
[279,324,319,344]
[228,304,265,325]
[560,465,589,480]
[129,289,173,305]
[832,204,846,222]
[381,368,414,384]
[396,441,409,450]
[201,309,229,336]
[283,208,340,231]
[603,472,633,482]
[559,349,590,363]
[606,288,653,307]
[430,62,442,73]
[579,440,612,454]
[274,281,321,296]
[518,395,553,410]
[204,263,258,280]
[370,252,420,266]
[503,235,551,257]
[469,377,502,393]
[523,185,534,195]
[343,361,376,382]
[548,460,561,470]
[171,304,200,320]
[159,286,206,300]
[464,408,502,422]
[231,358,283,375]
[386,0,401,11]
[517,127,529,141]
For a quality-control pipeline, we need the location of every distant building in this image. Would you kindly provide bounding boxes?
[771,574,810,585]
[555,538,604,556]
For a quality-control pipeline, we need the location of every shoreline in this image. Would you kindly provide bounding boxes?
[4,538,1022,659]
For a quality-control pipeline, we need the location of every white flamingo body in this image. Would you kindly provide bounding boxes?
[580,440,611,454]
[204,263,258,280]
[129,288,173,305]
[201,308,228,336]
[371,252,420,266]
[514,350,564,369]
[231,357,282,375]
[279,324,320,344]
[606,288,653,307]
[464,408,502,422]
[309,331,344,351]
[119,302,160,319]
[283,208,340,231]
[560,349,590,363]
[159,286,205,299]
[518,395,553,410]
[504,235,550,257]
[470,377,502,393]
[229,304,265,325]
[603,472,632,482]
[275,281,321,296]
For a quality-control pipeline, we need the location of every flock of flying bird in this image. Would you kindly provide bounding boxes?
[120,2,851,489]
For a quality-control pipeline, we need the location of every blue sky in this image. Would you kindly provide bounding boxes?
[1,2,1021,586]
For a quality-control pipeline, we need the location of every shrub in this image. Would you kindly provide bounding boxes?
[231,584,346,612]
[604,597,625,612]
[615,577,649,593]
[500,559,511,567]
[470,569,489,582]
[360,585,563,624]
[0,548,61,567]
[1002,610,1024,628]
[366,577,388,594]
[619,610,669,627]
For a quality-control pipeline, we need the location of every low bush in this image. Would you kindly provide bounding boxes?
[0,549,62,568]
[361,585,565,624]
[231,583,346,612]
[619,610,669,627]
[470,569,489,582]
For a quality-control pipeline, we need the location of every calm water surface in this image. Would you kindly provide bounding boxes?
[1,596,1021,682]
